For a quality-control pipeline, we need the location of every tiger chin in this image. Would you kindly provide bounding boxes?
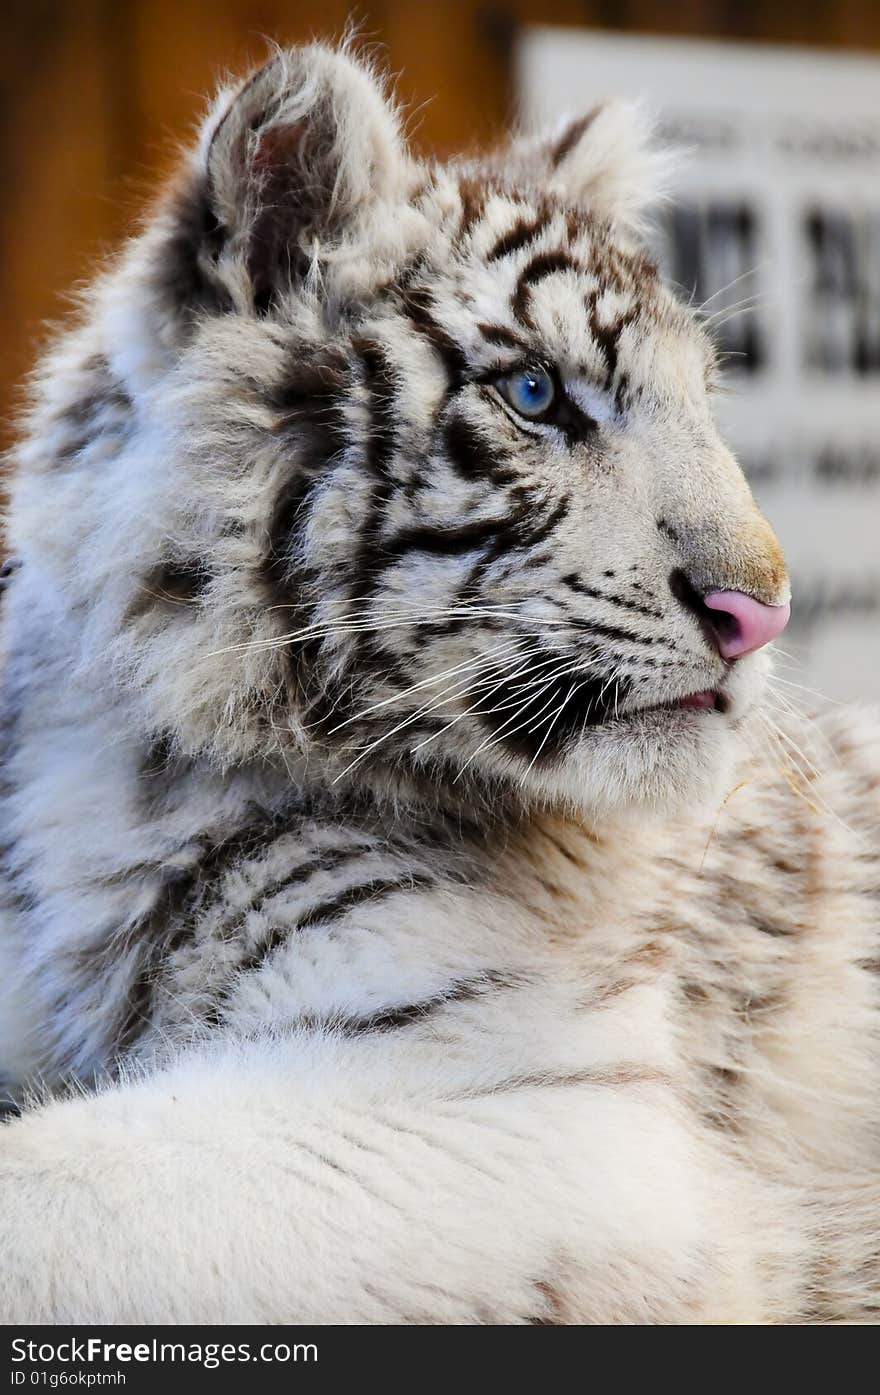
[0,43,877,1326]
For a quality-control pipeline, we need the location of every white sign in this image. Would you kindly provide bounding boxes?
[519,28,880,703]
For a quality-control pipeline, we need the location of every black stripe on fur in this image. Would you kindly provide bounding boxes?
[488,211,552,262]
[512,251,579,325]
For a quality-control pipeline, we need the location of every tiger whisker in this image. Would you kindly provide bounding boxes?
[696,262,769,312]
[523,680,583,775]
[325,636,532,733]
[478,647,582,714]
[701,291,770,326]
[758,703,825,785]
[453,667,579,778]
[408,642,559,754]
[330,642,544,782]
[455,653,612,778]
[752,710,855,836]
[207,603,569,658]
[766,674,841,706]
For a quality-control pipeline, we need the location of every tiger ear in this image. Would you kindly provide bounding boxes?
[153,44,407,322]
[542,103,673,235]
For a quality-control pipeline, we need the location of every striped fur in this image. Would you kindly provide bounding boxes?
[0,44,876,1324]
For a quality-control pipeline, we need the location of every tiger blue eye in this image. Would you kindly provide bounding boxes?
[499,366,555,419]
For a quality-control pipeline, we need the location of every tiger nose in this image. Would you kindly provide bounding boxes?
[703,591,791,660]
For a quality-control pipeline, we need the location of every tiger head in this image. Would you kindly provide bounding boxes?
[11,45,789,819]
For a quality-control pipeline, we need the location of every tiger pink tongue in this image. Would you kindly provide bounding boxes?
[703,591,791,659]
[678,690,717,710]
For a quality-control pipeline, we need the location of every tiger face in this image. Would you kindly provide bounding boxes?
[13,45,789,818]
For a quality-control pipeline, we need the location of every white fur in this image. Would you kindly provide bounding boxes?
[0,44,877,1325]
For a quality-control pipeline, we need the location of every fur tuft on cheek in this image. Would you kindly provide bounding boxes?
[530,715,740,822]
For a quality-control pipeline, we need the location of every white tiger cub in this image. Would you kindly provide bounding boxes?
[0,42,878,1325]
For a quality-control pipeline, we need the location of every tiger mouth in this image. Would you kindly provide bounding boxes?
[468,669,729,764]
[629,689,730,718]
[468,667,632,753]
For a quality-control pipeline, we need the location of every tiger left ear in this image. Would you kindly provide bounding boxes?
[202,45,407,307]
[543,102,673,235]
[144,44,408,335]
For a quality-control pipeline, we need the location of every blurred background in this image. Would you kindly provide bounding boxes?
[2,1,879,701]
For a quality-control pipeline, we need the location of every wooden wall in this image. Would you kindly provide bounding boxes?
[2,0,879,446]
